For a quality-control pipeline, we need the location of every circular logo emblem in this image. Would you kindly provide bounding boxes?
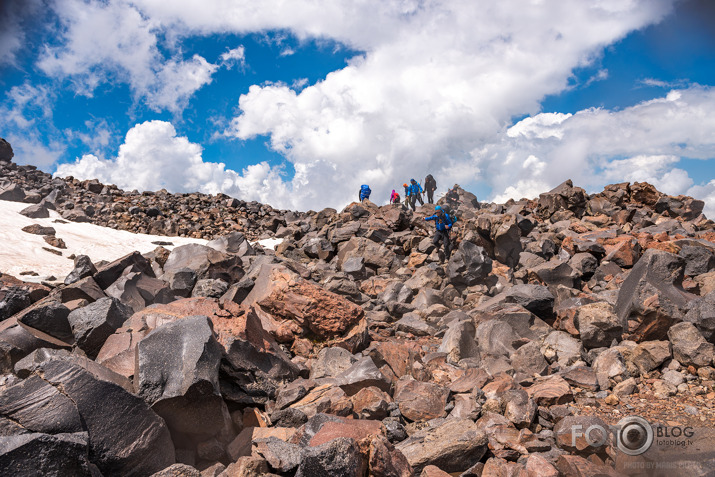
[616,416,653,456]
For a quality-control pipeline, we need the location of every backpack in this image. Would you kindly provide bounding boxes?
[360,184,371,199]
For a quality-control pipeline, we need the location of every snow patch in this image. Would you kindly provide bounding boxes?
[0,200,206,282]
[254,237,283,250]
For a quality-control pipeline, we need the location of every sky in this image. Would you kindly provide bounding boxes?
[1,0,714,216]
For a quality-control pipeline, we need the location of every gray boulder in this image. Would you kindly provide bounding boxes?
[67,297,133,359]
[0,138,13,162]
[684,293,715,342]
[64,255,98,285]
[668,322,715,368]
[0,432,92,476]
[310,347,357,379]
[504,284,554,321]
[19,203,49,218]
[135,316,229,441]
[396,418,488,473]
[295,437,365,477]
[447,241,492,286]
[16,297,73,344]
[35,359,175,475]
[439,318,480,364]
[615,249,695,341]
[575,302,623,349]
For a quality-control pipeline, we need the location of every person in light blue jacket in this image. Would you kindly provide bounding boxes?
[424,205,453,262]
[407,178,424,211]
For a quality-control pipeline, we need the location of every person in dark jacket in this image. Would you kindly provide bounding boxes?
[424,174,437,204]
[424,205,453,262]
[407,178,424,211]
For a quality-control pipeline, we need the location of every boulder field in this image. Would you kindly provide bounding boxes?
[1,146,715,476]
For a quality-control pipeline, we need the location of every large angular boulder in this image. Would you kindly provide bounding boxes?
[219,307,301,405]
[667,322,714,368]
[574,302,623,349]
[135,315,229,441]
[504,284,554,321]
[493,218,523,268]
[396,418,488,473]
[0,432,92,476]
[447,241,492,286]
[615,249,696,341]
[684,293,715,342]
[67,297,133,359]
[105,271,174,312]
[15,297,73,344]
[393,378,450,422]
[0,374,84,435]
[0,183,25,202]
[93,251,154,289]
[537,180,588,219]
[438,318,480,364]
[0,323,67,373]
[64,255,98,285]
[295,437,366,477]
[0,138,13,162]
[206,231,255,256]
[32,359,175,475]
[336,236,397,271]
[163,243,244,283]
[244,264,365,343]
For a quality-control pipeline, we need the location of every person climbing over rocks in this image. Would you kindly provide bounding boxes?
[407,178,424,211]
[424,174,437,204]
[424,205,453,262]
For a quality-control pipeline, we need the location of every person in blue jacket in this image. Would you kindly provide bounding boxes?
[424,205,453,262]
[359,184,371,202]
[407,178,424,211]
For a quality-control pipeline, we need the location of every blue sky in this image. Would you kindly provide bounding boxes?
[1,0,714,215]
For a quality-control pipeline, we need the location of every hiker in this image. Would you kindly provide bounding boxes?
[445,186,459,209]
[424,174,437,204]
[402,183,410,206]
[359,184,371,202]
[390,189,400,204]
[424,205,453,262]
[407,178,424,211]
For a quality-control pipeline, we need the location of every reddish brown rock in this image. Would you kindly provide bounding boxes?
[394,379,449,422]
[525,454,559,477]
[244,264,364,341]
[308,418,383,447]
[603,236,641,268]
[526,375,573,406]
[368,341,421,382]
[420,465,451,477]
[449,367,491,393]
[369,435,413,477]
[554,416,609,454]
[555,454,620,477]
[226,427,296,461]
[351,386,392,420]
[289,384,351,418]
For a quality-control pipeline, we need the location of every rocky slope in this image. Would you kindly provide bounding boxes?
[1,139,715,476]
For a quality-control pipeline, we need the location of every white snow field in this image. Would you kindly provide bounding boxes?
[0,199,207,283]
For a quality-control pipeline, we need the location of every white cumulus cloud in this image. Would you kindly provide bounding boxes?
[54,120,294,207]
[38,0,218,112]
[484,86,715,206]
